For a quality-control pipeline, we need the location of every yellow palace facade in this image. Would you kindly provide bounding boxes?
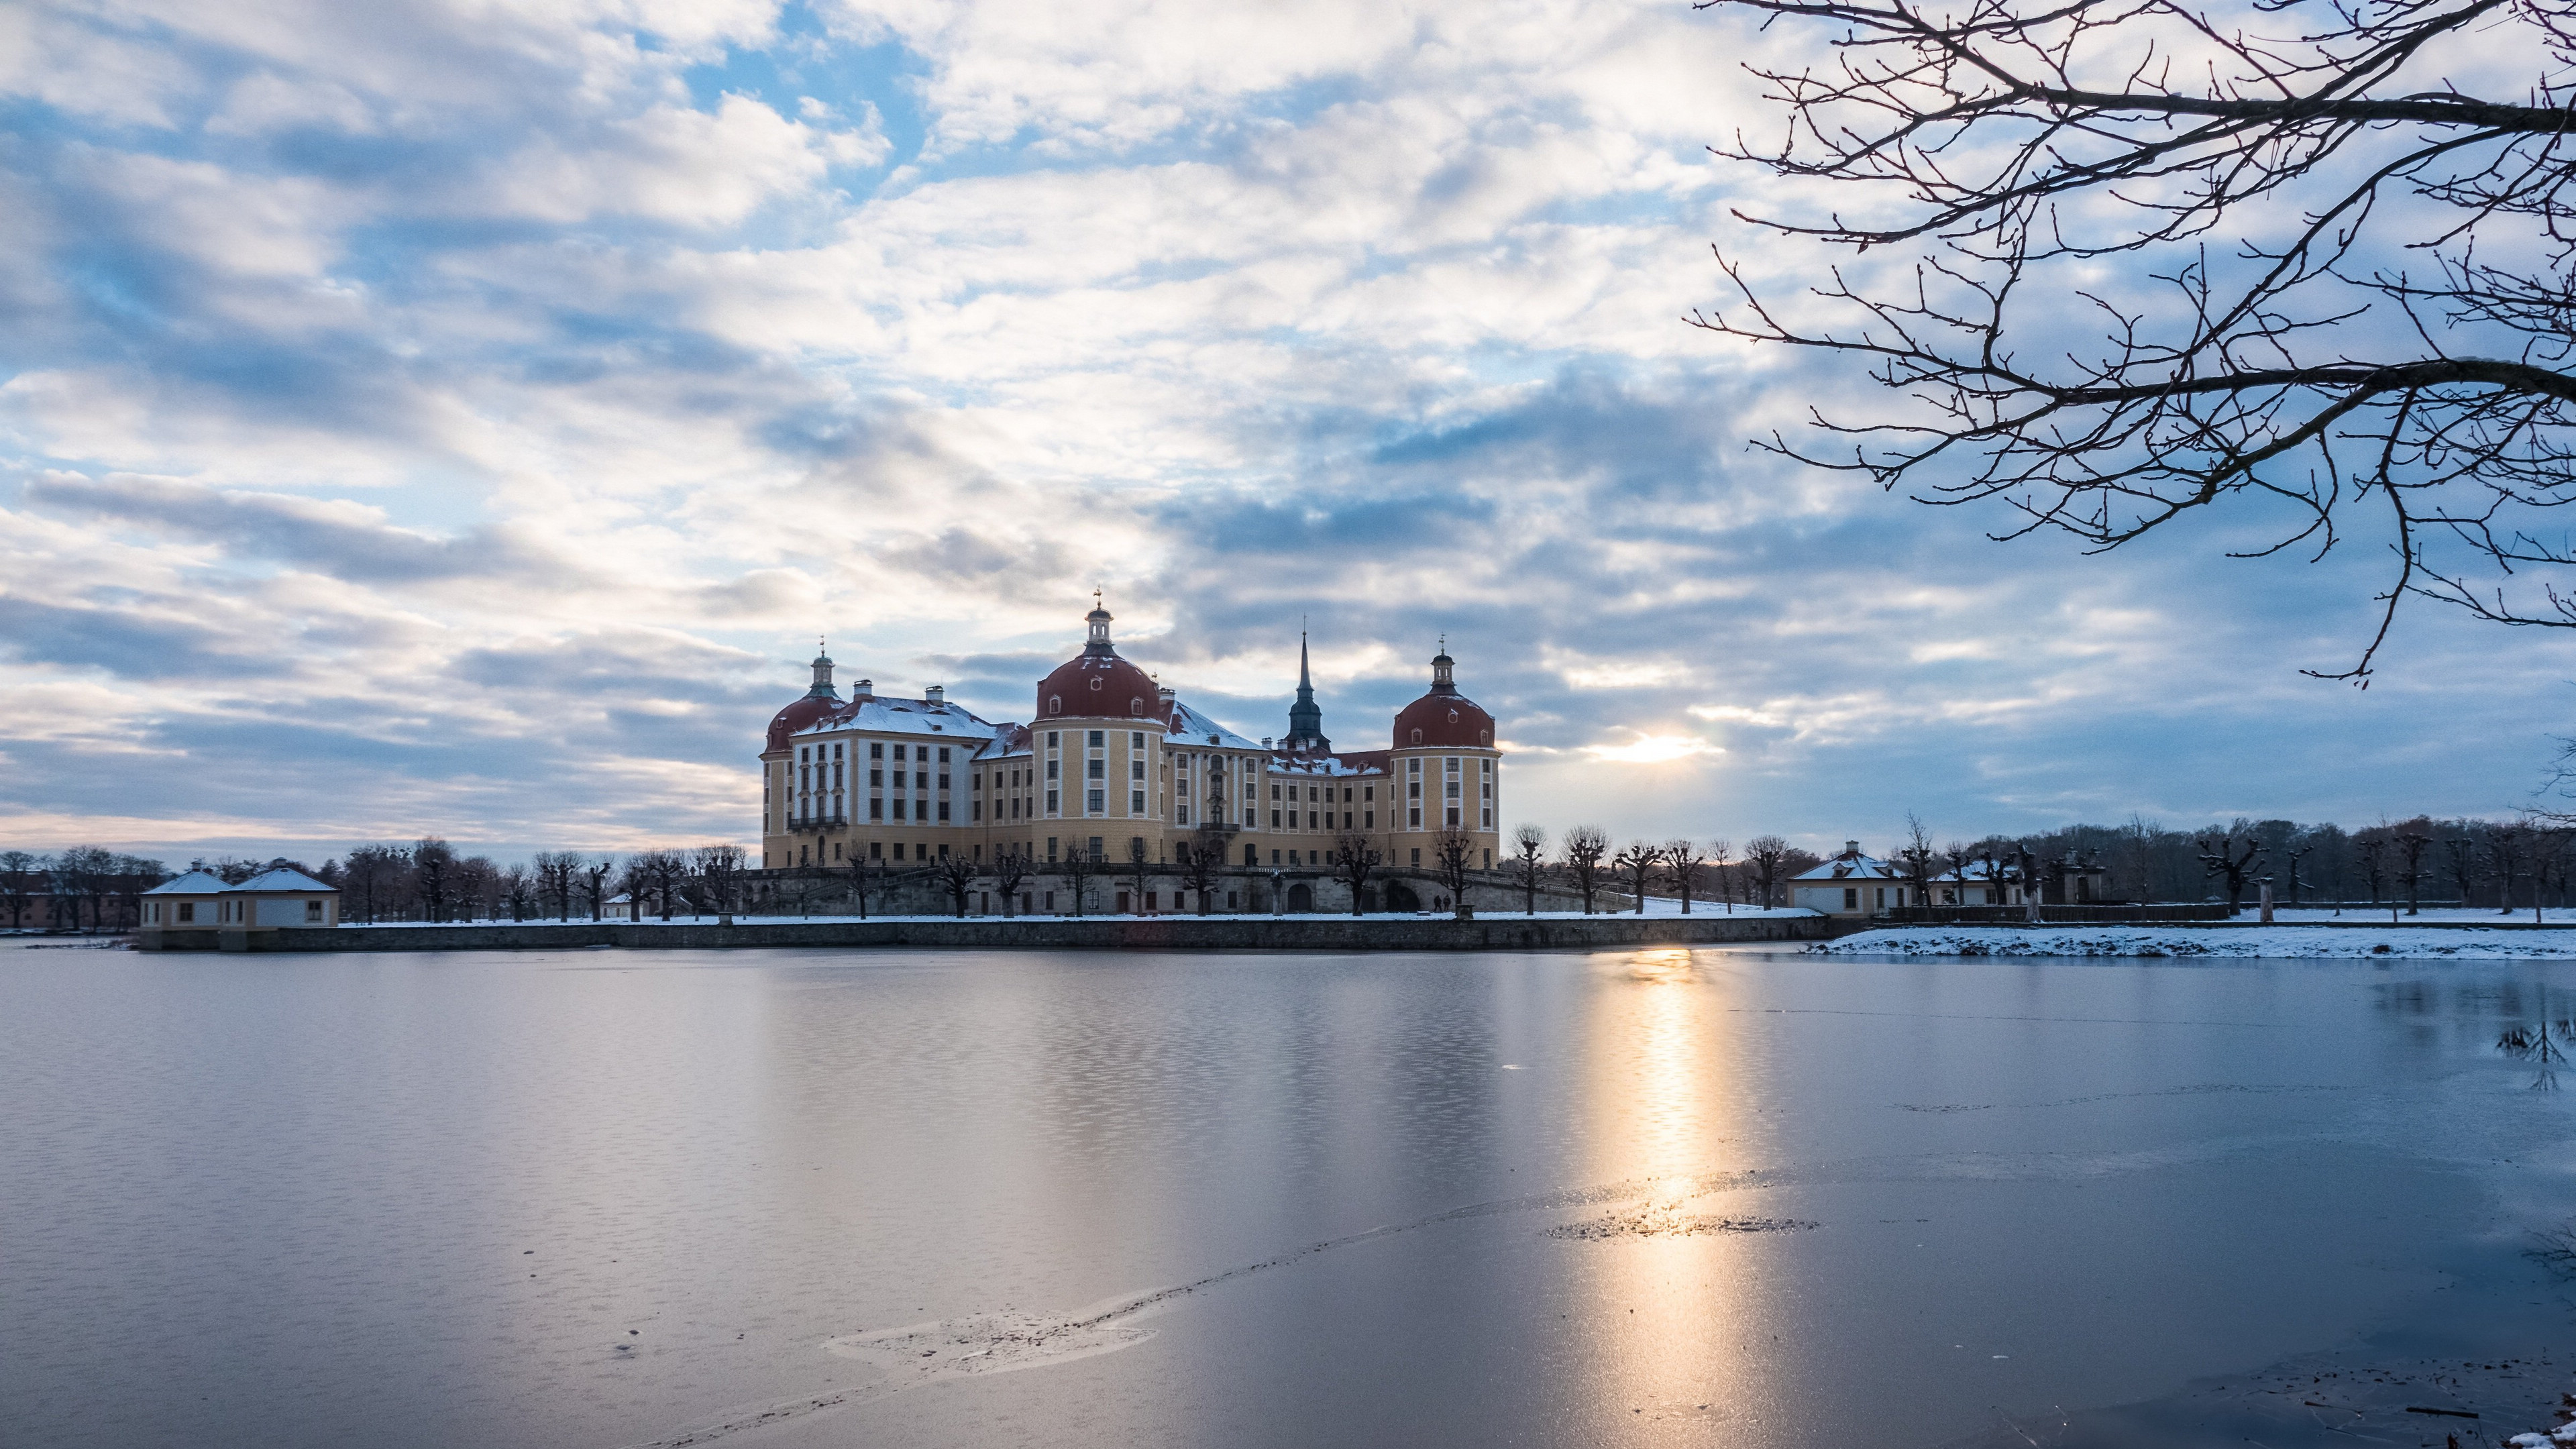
[759,604,1501,875]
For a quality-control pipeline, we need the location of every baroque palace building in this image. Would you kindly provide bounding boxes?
[759,600,1501,881]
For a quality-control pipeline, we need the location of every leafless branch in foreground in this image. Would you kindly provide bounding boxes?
[1697,0,2576,680]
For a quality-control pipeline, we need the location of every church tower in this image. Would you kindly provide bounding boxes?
[1282,629,1330,754]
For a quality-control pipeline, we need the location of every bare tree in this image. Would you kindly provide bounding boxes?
[1509,824,1549,914]
[1660,839,1707,914]
[2198,830,2265,912]
[1896,814,1939,912]
[1121,839,1152,914]
[932,850,980,918]
[1742,835,1794,909]
[1700,0,2576,682]
[530,850,579,921]
[413,837,455,923]
[1431,828,1478,918]
[991,845,1034,917]
[2446,834,2481,908]
[2530,824,2573,922]
[582,857,614,920]
[2490,825,2530,913]
[1330,830,1381,916]
[2394,819,2435,917]
[1611,841,1660,915]
[0,849,38,930]
[636,850,686,921]
[496,863,535,922]
[1060,846,1097,918]
[341,844,406,925]
[692,844,747,917]
[1561,825,1610,914]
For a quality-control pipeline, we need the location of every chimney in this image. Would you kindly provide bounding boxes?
[854,678,874,699]
[925,684,945,707]
[1845,840,1859,855]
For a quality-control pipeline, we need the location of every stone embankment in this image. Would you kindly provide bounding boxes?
[177,912,1837,954]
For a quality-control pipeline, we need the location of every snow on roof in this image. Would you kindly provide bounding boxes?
[233,867,336,893]
[972,723,1032,761]
[1167,700,1262,751]
[148,867,337,895]
[793,696,1000,743]
[1792,851,1901,881]
[1270,751,1385,777]
[145,870,230,895]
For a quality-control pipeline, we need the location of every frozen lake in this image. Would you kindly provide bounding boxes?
[5,942,2573,1448]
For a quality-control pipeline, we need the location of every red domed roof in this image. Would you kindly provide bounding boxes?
[1034,602,1165,721]
[766,695,835,753]
[1036,652,1162,720]
[1393,691,1493,748]
[1391,648,1493,748]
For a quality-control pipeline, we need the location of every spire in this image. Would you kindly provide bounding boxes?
[1284,625,1329,753]
[807,638,840,700]
[1429,637,1456,694]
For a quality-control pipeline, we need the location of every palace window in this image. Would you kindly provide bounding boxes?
[1087,789,1104,814]
[870,799,883,820]
[1087,730,1104,747]
[1046,731,1059,748]
[1046,759,1059,780]
[1409,808,1421,828]
[869,768,882,787]
[1130,790,1144,812]
[938,803,951,821]
[1047,790,1059,812]
[938,747,951,763]
[1130,758,1143,780]
[1087,759,1105,780]
[871,742,883,758]
[1130,732,1144,749]
[894,799,906,820]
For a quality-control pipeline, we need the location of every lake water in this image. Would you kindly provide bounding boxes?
[5,943,2574,1448]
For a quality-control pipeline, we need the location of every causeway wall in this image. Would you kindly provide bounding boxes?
[145,912,1839,954]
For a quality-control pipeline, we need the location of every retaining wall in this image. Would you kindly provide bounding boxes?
[154,911,1840,954]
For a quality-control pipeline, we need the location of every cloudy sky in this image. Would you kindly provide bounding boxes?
[2,0,2567,867]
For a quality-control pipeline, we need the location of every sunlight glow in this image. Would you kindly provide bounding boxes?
[1586,735,1724,765]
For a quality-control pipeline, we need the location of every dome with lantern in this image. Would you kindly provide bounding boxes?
[1034,598,1164,721]
[1391,644,1493,749]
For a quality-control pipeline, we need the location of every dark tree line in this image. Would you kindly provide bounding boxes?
[0,848,171,930]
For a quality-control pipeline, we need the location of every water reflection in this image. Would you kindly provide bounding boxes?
[4,947,2574,1449]
[1573,949,1767,1438]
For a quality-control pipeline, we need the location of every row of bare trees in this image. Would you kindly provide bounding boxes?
[319,839,751,924]
[1496,826,1825,915]
[0,848,172,931]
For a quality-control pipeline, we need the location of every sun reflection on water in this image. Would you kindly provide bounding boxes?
[1574,947,1782,1442]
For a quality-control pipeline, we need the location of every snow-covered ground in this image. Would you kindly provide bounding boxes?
[337,902,1817,927]
[2269,906,2562,924]
[1823,925,2576,959]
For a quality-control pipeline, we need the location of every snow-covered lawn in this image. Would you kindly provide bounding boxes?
[337,903,1818,926]
[1823,925,2576,959]
[2267,906,2563,924]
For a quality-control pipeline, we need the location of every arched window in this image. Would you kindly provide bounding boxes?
[1048,695,1061,714]
[1479,729,1491,745]
[1410,728,1424,745]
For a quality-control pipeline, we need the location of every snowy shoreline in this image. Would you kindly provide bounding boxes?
[1821,924,2576,959]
